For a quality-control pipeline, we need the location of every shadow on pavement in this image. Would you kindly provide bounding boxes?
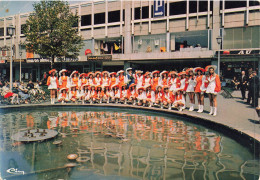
[248,119,260,124]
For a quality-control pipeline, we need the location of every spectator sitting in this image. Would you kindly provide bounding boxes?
[1,82,19,104]
[27,80,35,89]
[18,81,30,104]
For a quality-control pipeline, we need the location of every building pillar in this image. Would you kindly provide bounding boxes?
[166,32,170,52]
[15,66,19,81]
[37,64,40,81]
[212,1,221,51]
[124,1,132,54]
[124,61,131,72]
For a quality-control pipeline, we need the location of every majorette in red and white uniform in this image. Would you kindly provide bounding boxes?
[79,73,88,88]
[186,68,196,93]
[101,71,110,87]
[70,71,79,89]
[94,71,102,86]
[168,71,180,92]
[58,69,70,89]
[158,71,168,86]
[69,84,80,101]
[87,72,95,86]
[116,70,125,88]
[110,84,121,99]
[120,84,128,99]
[135,70,144,89]
[143,72,151,87]
[127,84,137,100]
[136,87,146,101]
[193,67,206,93]
[178,71,187,91]
[58,88,69,102]
[162,86,175,103]
[47,69,59,90]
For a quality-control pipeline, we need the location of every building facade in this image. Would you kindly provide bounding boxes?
[0,0,259,82]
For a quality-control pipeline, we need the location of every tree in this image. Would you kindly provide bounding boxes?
[24,0,83,68]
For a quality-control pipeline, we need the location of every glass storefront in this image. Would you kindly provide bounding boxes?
[223,26,260,49]
[133,34,166,53]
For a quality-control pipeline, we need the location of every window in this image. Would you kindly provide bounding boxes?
[223,26,260,49]
[170,1,186,16]
[0,27,4,36]
[21,24,27,34]
[134,7,141,20]
[94,13,105,25]
[142,6,149,19]
[225,0,246,9]
[108,10,120,23]
[189,1,197,13]
[81,15,91,26]
[199,1,208,12]
[249,0,260,6]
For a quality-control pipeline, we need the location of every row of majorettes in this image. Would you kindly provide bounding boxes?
[47,65,221,116]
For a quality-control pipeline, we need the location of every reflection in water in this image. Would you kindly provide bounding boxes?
[0,108,259,180]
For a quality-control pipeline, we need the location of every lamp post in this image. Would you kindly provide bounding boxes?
[19,42,23,82]
[216,36,222,75]
[7,25,15,92]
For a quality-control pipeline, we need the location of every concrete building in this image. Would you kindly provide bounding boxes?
[0,0,259,82]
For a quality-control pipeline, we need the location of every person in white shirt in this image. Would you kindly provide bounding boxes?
[186,68,196,111]
[137,87,146,106]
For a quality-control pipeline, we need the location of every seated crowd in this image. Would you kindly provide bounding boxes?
[47,66,221,116]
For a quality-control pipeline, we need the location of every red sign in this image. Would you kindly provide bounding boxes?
[0,60,5,63]
[85,49,92,55]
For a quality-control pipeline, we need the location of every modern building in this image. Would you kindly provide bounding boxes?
[0,0,259,82]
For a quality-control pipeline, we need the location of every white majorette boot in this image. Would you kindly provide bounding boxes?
[124,99,127,105]
[149,102,152,107]
[213,107,217,116]
[51,98,53,104]
[107,99,109,104]
[197,105,201,112]
[209,106,213,115]
[133,100,136,105]
[62,100,64,104]
[189,104,194,111]
[178,107,183,111]
[168,104,171,110]
[198,105,204,113]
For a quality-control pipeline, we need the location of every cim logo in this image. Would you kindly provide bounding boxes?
[6,168,25,175]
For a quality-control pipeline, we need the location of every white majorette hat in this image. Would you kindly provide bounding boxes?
[70,71,79,78]
[117,70,124,75]
[160,70,169,77]
[136,70,143,74]
[59,87,68,93]
[59,69,67,76]
[126,67,132,72]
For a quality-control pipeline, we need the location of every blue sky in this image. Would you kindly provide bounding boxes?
[0,1,83,17]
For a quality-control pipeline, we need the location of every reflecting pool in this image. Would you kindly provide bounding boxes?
[0,107,259,180]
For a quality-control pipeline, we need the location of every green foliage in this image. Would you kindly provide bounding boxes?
[24,0,84,66]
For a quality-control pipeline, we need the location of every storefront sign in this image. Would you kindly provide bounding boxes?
[56,57,79,62]
[26,58,50,63]
[217,49,260,56]
[87,55,112,61]
[0,60,6,63]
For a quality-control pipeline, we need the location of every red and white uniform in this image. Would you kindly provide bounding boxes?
[206,75,221,94]
[69,90,80,99]
[59,75,70,89]
[71,77,79,89]
[143,77,151,87]
[186,77,196,92]
[102,77,110,87]
[117,75,125,88]
[88,78,94,86]
[162,92,175,103]
[47,76,59,90]
[159,77,168,86]
[154,91,163,101]
[180,78,186,90]
[137,91,146,101]
[121,89,128,98]
[94,91,103,99]
[89,89,96,99]
[135,75,144,89]
[58,92,69,102]
[94,77,102,86]
[168,77,180,92]
[127,89,137,99]
[194,75,205,93]
[79,89,89,98]
[110,89,121,98]
[174,94,185,106]
[79,78,88,88]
